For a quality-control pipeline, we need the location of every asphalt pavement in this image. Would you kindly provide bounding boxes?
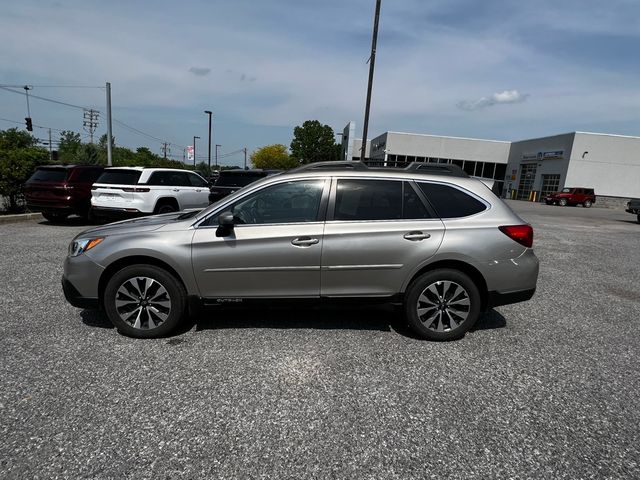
[1,201,638,479]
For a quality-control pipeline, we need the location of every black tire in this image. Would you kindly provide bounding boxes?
[103,264,187,338]
[404,269,481,341]
[558,198,568,207]
[583,200,592,208]
[154,200,178,214]
[42,212,69,223]
[637,214,640,224]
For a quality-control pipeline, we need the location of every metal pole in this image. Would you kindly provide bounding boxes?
[193,136,200,168]
[244,147,247,169]
[106,82,113,166]
[48,128,52,162]
[215,144,221,168]
[361,0,381,162]
[204,110,212,170]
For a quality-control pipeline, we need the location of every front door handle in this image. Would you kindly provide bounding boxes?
[291,237,319,247]
[403,231,431,241]
[172,188,180,192]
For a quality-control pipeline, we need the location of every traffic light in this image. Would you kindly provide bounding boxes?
[25,117,33,131]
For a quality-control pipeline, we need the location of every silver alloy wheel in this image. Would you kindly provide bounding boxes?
[115,276,171,330]
[416,280,471,332]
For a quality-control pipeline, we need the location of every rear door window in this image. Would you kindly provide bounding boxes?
[332,179,433,221]
[417,182,486,218]
[96,169,142,185]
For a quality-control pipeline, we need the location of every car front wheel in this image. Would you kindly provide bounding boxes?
[404,269,481,341]
[103,264,187,338]
[559,198,568,206]
[583,200,592,208]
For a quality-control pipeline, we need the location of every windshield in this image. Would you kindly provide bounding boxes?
[96,169,142,185]
[28,168,69,183]
[561,188,571,193]
[215,172,265,187]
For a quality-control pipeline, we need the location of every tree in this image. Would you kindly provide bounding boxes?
[290,120,341,164]
[251,144,298,170]
[76,143,100,165]
[0,128,38,150]
[0,144,48,212]
[58,131,82,164]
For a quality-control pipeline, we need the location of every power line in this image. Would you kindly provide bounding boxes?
[112,118,186,150]
[0,116,67,133]
[0,84,104,89]
[0,86,99,111]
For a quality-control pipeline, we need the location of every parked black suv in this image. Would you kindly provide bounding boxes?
[24,165,104,222]
[209,169,281,203]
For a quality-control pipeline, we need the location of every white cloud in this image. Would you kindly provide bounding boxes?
[457,90,529,111]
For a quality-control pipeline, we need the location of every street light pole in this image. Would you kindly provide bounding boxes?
[204,110,212,171]
[215,144,221,168]
[193,136,200,167]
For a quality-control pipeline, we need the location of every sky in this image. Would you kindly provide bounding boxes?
[1,0,639,167]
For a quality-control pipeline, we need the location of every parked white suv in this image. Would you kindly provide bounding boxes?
[91,167,210,220]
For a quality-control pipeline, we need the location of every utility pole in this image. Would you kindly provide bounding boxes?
[106,82,113,166]
[83,109,99,143]
[48,128,52,162]
[204,110,212,170]
[244,147,247,169]
[215,144,221,168]
[193,136,200,167]
[361,0,382,162]
[161,142,170,159]
[183,147,186,162]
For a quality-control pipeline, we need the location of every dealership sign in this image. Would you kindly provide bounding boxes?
[522,150,564,161]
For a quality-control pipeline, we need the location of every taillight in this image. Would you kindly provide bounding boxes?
[499,225,533,248]
[122,187,150,192]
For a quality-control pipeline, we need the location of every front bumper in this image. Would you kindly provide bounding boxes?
[62,277,99,309]
[62,253,105,309]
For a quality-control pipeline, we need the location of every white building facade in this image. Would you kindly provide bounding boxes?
[341,123,640,202]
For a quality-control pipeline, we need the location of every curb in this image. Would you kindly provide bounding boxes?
[0,213,44,224]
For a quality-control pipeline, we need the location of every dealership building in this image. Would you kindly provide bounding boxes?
[341,122,640,203]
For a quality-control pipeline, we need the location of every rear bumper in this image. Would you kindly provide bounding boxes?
[90,206,147,220]
[26,200,87,214]
[488,288,536,308]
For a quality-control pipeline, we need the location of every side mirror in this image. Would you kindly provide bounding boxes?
[216,211,235,237]
[218,211,235,227]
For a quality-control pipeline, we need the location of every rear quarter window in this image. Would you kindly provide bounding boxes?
[96,170,142,185]
[418,182,486,218]
[28,168,68,182]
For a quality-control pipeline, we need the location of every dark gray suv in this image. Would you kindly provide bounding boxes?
[63,162,539,341]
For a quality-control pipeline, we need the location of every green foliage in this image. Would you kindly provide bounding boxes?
[251,144,298,170]
[58,131,82,164]
[290,120,341,164]
[0,146,48,212]
[0,128,38,150]
[195,161,215,178]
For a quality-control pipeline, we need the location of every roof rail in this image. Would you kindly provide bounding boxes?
[291,161,369,172]
[404,162,469,178]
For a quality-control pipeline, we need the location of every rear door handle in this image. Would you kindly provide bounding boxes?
[172,188,180,192]
[403,231,431,241]
[291,237,319,247]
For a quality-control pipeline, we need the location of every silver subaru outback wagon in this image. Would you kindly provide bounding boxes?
[62,161,539,341]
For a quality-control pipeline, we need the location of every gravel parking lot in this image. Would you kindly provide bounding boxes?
[1,201,638,479]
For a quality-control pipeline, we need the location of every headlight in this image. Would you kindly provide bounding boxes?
[69,237,104,257]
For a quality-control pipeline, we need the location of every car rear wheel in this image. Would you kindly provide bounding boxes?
[405,269,481,341]
[583,200,592,208]
[42,212,69,223]
[559,198,568,206]
[637,214,640,224]
[104,264,187,338]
